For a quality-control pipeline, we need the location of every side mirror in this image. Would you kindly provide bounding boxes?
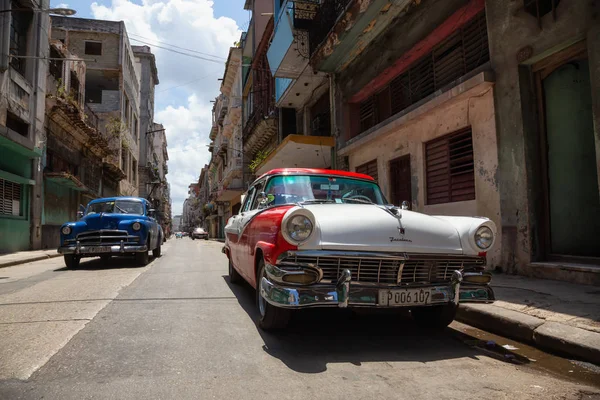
[77,211,84,219]
[148,208,156,217]
[79,204,85,213]
[401,201,410,210]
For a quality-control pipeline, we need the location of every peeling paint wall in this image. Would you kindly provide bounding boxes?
[346,82,501,268]
[485,0,600,273]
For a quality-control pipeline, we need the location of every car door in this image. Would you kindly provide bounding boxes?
[235,179,267,281]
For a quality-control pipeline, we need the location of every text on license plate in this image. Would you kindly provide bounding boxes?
[379,288,431,306]
[87,246,111,253]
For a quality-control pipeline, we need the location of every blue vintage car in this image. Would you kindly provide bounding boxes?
[58,197,163,268]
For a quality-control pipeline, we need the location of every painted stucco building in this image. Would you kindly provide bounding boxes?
[51,16,141,198]
[0,0,50,253]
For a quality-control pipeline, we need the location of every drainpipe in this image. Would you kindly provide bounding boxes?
[329,73,337,169]
[0,0,9,72]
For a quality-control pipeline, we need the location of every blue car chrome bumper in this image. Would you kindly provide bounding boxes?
[260,268,495,309]
[58,243,148,256]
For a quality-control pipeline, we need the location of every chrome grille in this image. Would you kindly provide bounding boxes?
[76,230,137,244]
[283,254,485,285]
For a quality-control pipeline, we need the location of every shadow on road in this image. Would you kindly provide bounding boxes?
[221,275,519,374]
[54,255,159,272]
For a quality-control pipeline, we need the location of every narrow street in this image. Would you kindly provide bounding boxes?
[0,239,598,399]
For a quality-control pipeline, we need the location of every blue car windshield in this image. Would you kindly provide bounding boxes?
[86,201,144,215]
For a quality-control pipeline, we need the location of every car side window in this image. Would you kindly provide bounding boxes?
[250,180,266,210]
[241,188,256,213]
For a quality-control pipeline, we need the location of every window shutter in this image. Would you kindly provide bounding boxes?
[356,159,378,182]
[0,178,22,216]
[426,128,475,204]
[355,12,489,137]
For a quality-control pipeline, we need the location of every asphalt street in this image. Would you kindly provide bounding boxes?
[0,239,598,399]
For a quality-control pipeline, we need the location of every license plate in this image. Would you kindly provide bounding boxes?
[379,288,431,306]
[87,246,112,254]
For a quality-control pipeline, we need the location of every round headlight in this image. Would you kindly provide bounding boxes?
[132,222,142,231]
[61,226,72,235]
[474,226,494,249]
[286,215,313,242]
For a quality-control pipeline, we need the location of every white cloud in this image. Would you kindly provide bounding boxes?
[55,3,70,8]
[90,0,240,215]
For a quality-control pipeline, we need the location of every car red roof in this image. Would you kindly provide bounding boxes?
[256,168,375,182]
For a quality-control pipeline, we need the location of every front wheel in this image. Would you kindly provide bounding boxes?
[64,255,80,269]
[256,259,291,330]
[152,242,161,258]
[411,304,457,330]
[135,250,149,266]
[191,236,195,240]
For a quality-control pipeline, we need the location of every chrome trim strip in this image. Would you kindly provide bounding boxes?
[58,244,148,255]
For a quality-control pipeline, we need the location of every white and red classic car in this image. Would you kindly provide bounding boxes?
[223,168,496,330]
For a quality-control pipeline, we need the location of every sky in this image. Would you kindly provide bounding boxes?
[50,0,251,215]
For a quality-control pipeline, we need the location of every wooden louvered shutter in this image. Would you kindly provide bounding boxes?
[0,178,22,216]
[426,128,475,205]
[356,159,378,182]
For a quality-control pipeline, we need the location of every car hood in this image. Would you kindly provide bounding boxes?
[82,213,142,230]
[298,204,463,254]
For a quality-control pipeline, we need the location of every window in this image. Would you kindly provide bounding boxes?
[84,41,102,56]
[425,127,475,205]
[355,159,378,182]
[133,115,138,141]
[9,3,31,75]
[121,148,129,178]
[250,180,266,209]
[241,187,256,213]
[132,158,137,185]
[123,95,130,123]
[0,178,22,217]
[6,112,29,137]
[355,12,489,136]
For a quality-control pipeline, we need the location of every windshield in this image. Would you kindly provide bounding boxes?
[86,200,145,216]
[262,175,386,206]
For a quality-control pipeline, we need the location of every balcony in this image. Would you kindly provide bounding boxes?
[222,156,243,187]
[309,0,413,73]
[216,178,244,202]
[267,0,319,79]
[254,134,334,175]
[215,95,229,124]
[216,137,228,156]
[222,97,242,138]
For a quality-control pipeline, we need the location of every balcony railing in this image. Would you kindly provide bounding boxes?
[215,95,229,124]
[309,0,352,56]
[84,104,100,132]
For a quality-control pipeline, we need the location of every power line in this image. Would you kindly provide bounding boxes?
[157,74,217,93]
[128,37,225,64]
[128,33,227,61]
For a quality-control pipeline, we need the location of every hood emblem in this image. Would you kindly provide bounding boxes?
[390,226,411,243]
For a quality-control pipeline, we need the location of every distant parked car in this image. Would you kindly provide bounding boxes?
[191,227,208,240]
[175,232,183,239]
[58,197,163,268]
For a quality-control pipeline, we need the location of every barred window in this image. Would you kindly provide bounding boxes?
[0,178,23,216]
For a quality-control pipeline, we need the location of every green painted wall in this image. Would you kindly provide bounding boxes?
[0,151,32,254]
[43,180,73,225]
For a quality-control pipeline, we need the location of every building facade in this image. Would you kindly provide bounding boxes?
[42,39,115,248]
[0,0,50,253]
[51,16,141,197]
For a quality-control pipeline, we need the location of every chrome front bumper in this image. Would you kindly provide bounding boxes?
[260,264,495,309]
[58,242,148,255]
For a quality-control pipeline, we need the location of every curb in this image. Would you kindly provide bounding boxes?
[457,304,600,365]
[0,253,62,269]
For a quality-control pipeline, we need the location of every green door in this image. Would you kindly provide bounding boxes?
[543,59,600,257]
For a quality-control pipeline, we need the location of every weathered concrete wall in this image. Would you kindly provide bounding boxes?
[57,30,121,71]
[344,76,501,268]
[485,0,600,272]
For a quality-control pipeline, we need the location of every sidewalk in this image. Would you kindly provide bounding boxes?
[0,249,61,269]
[457,273,600,365]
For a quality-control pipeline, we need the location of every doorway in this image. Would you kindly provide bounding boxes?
[389,155,412,208]
[536,44,600,260]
